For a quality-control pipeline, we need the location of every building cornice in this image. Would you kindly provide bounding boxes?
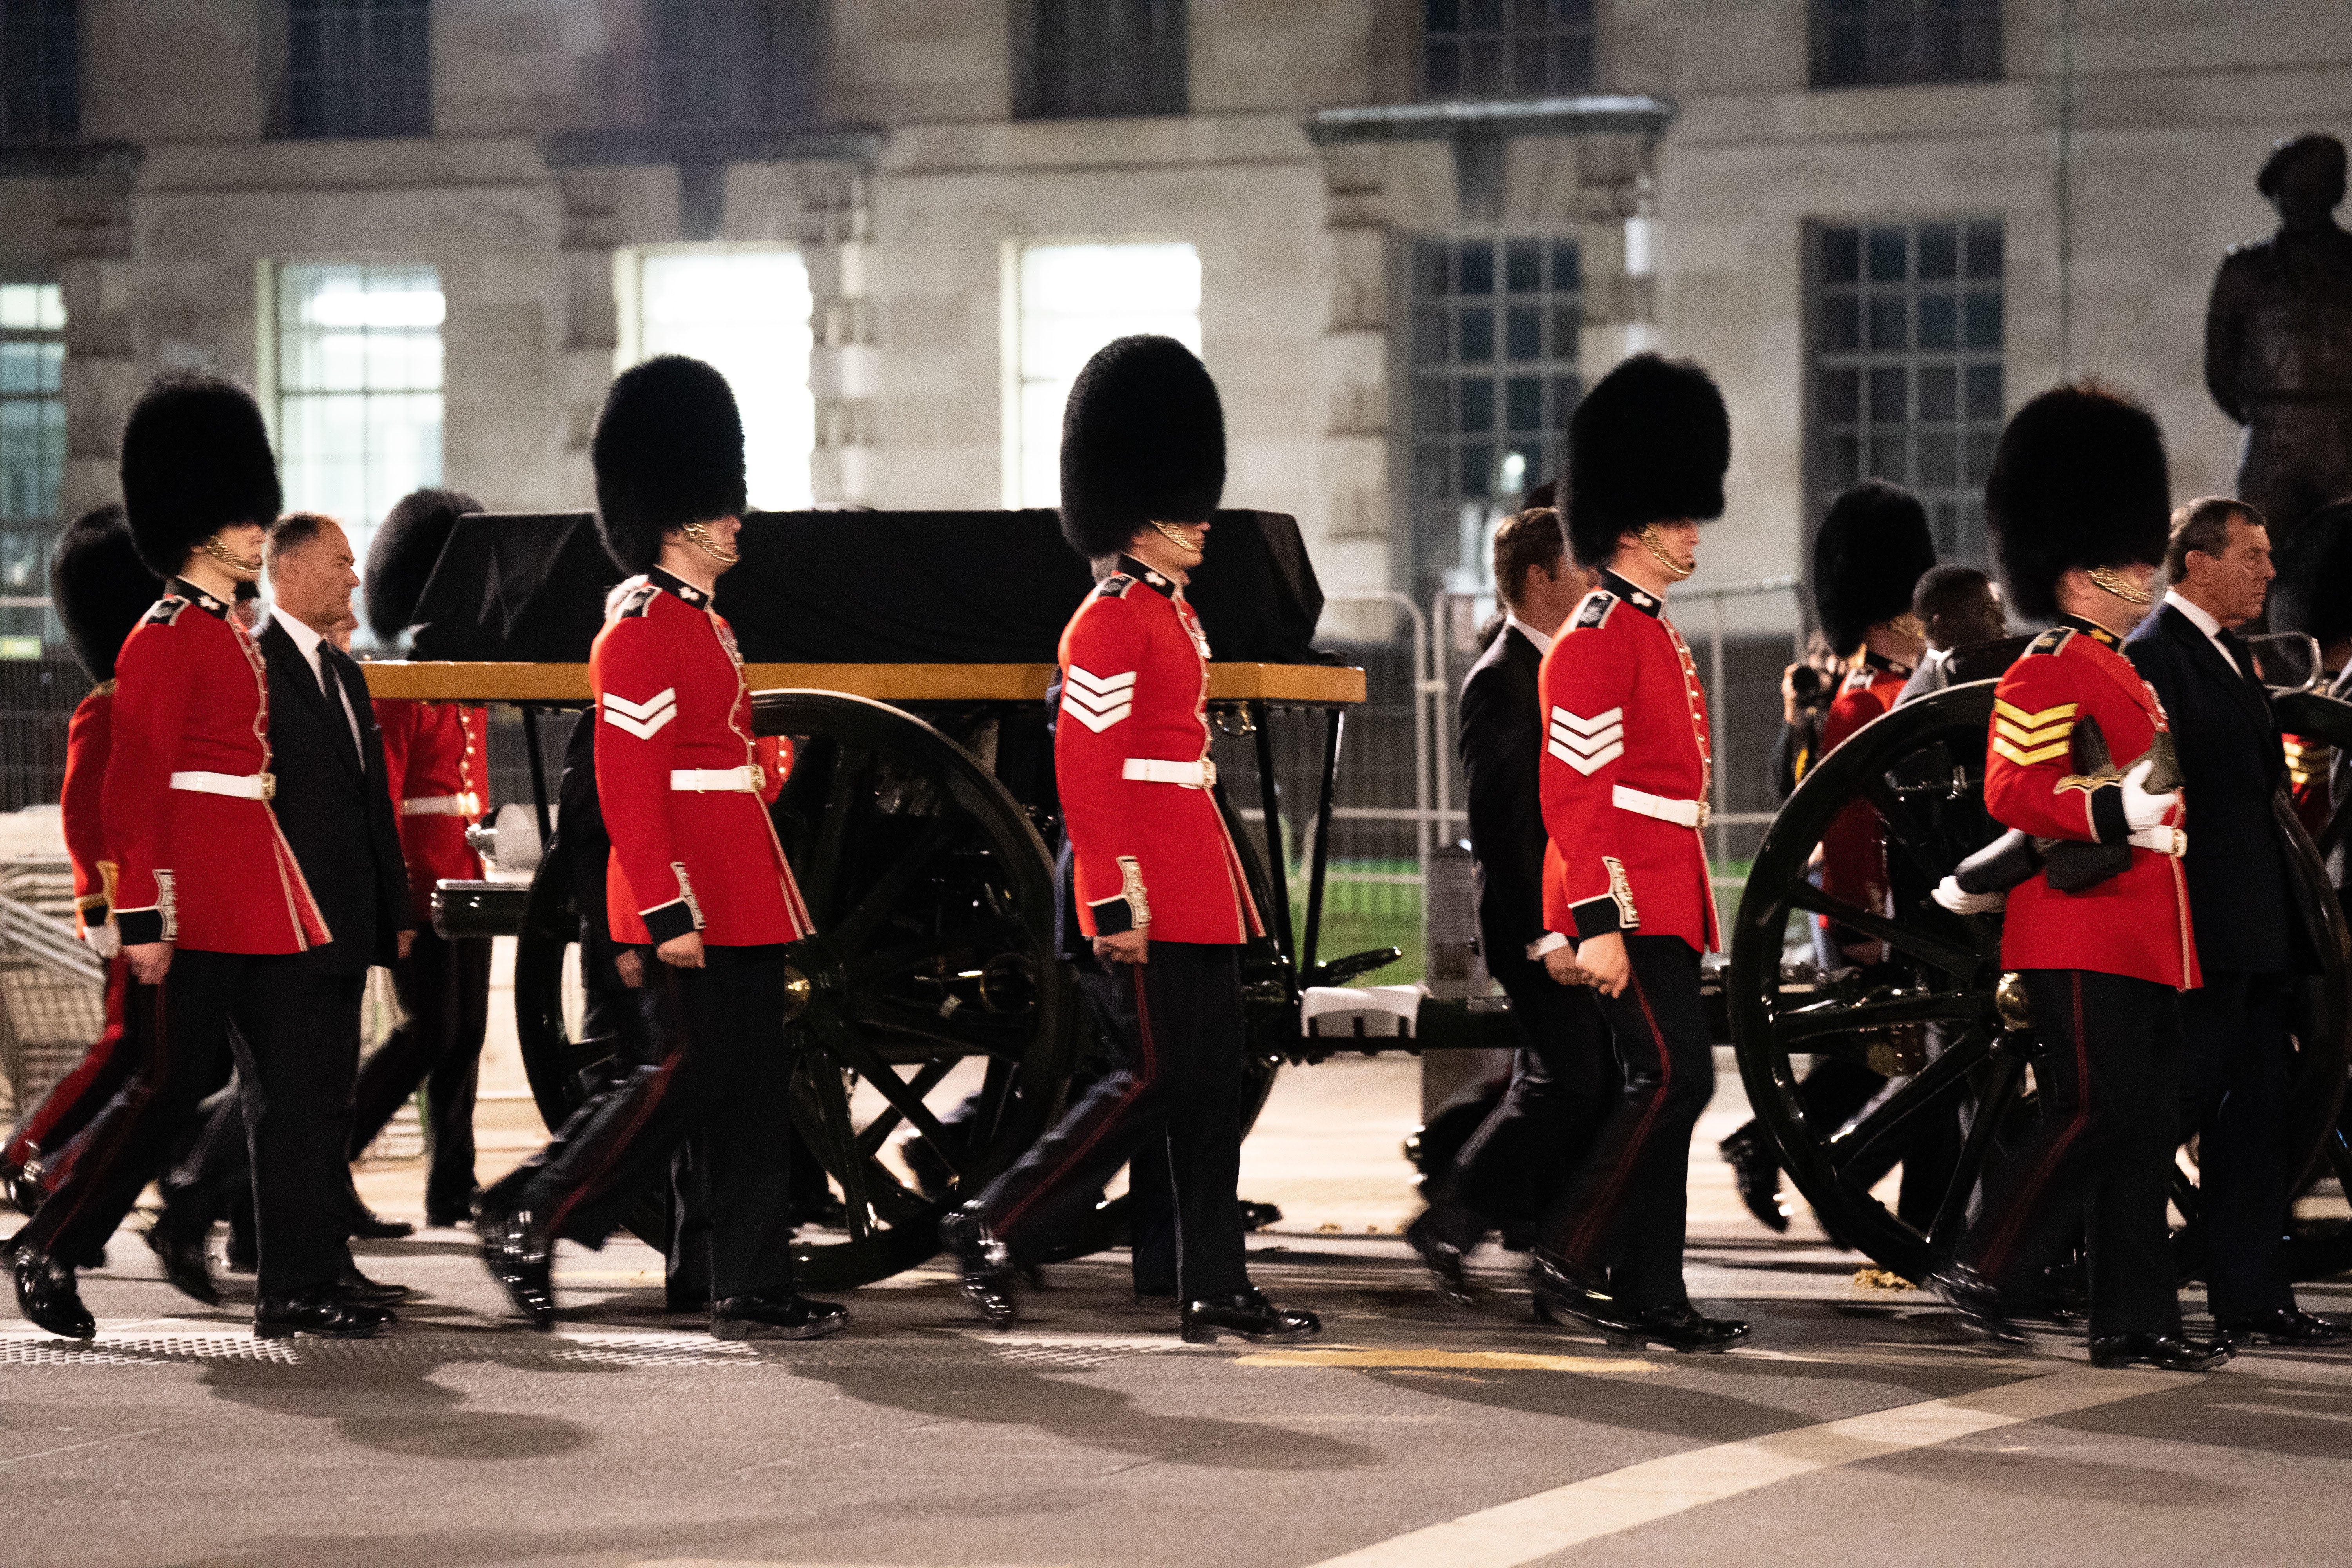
[1304,95,1675,146]
[0,141,143,180]
[541,124,888,169]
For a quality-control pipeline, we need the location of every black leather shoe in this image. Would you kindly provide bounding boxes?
[2214,1307,2352,1347]
[348,1205,414,1241]
[335,1266,413,1307]
[1405,1211,1475,1307]
[222,1227,256,1274]
[254,1287,394,1340]
[425,1185,481,1230]
[1179,1288,1321,1344]
[711,1290,849,1340]
[1719,1125,1790,1234]
[2089,1332,2233,1371]
[479,1203,556,1329]
[144,1224,219,1307]
[2,1155,46,1218]
[1622,1303,1751,1352]
[1927,1263,2026,1346]
[12,1244,93,1339]
[939,1205,1016,1329]
[1528,1249,1640,1340]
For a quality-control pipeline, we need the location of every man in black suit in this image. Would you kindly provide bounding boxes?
[151,512,416,1312]
[1405,498,1617,1301]
[2125,495,2350,1347]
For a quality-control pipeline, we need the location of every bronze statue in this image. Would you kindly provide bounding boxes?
[2205,133,2352,544]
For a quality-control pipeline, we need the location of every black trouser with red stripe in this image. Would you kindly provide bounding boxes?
[975,941,1250,1303]
[20,951,358,1298]
[1958,969,2183,1339]
[1535,935,1713,1311]
[515,943,797,1302]
[4,954,134,1181]
[348,929,493,1216]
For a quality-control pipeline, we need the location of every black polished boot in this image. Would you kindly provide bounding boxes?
[144,1223,220,1307]
[12,1244,94,1339]
[2,1153,47,1218]
[1622,1302,1751,1352]
[1926,1262,2026,1346]
[710,1290,849,1341]
[2212,1307,2352,1348]
[2089,1332,2233,1372]
[478,1201,556,1329]
[334,1266,413,1307]
[348,1204,414,1241]
[425,1184,481,1230]
[1179,1288,1321,1345]
[1719,1124,1790,1233]
[1528,1249,1640,1341]
[1404,1211,1475,1308]
[254,1287,395,1340]
[939,1205,1016,1329]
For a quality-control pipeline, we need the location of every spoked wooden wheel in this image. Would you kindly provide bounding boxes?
[513,690,1081,1290]
[1726,681,2352,1285]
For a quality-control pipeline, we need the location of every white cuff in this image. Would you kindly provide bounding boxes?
[1525,931,1569,960]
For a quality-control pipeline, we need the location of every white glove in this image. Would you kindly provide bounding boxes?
[1933,876,2004,915]
[2120,758,2179,831]
[85,920,120,960]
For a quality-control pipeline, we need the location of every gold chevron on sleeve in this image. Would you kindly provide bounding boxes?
[1991,698,2076,768]
[1992,736,2073,766]
[1993,700,2078,729]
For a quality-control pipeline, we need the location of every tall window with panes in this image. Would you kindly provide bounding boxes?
[1422,0,1593,100]
[1408,236,1581,598]
[1809,219,2004,566]
[0,281,63,658]
[279,0,430,138]
[1810,0,1999,89]
[650,0,824,128]
[1014,0,1186,120]
[0,0,78,142]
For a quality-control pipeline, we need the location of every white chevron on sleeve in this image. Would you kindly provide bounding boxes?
[603,686,679,740]
[1062,666,1136,733]
[1548,705,1626,775]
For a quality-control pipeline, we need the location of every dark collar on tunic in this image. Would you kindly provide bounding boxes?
[1598,569,1662,619]
[167,577,232,620]
[1114,554,1180,599]
[1860,647,1915,678]
[646,567,711,609]
[2058,613,2122,650]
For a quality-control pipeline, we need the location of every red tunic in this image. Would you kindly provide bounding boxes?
[1539,570,1719,954]
[1817,654,1913,934]
[1985,619,2199,989]
[107,582,328,954]
[60,685,114,935]
[374,699,488,921]
[2283,730,2331,841]
[593,568,812,947]
[1056,558,1262,944]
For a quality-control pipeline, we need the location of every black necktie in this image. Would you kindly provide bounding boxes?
[321,646,363,768]
[2218,627,2256,686]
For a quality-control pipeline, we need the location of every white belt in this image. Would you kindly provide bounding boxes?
[170,770,274,801]
[399,792,480,817]
[2130,824,2187,857]
[1612,784,1706,829]
[1122,757,1216,788]
[670,766,764,793]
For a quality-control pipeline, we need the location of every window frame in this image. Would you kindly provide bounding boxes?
[1012,0,1189,122]
[0,0,79,144]
[1808,0,2002,91]
[273,0,433,140]
[645,0,826,131]
[0,276,67,656]
[1419,0,1596,103]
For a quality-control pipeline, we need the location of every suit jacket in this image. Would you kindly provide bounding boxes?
[1459,622,1550,976]
[258,617,412,974]
[2123,601,2307,973]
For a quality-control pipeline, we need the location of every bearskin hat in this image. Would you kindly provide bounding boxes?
[1058,335,1225,559]
[1985,383,2171,623]
[1811,480,1936,653]
[119,371,281,579]
[48,504,157,684]
[2258,132,2346,201]
[2270,496,2352,649]
[365,486,483,642]
[1561,353,1730,568]
[590,355,746,574]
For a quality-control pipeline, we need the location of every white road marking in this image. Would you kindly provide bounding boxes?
[2213,1402,2352,1424]
[1298,1367,2194,1567]
[0,1428,161,1468]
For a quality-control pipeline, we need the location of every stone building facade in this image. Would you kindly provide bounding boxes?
[0,0,2346,655]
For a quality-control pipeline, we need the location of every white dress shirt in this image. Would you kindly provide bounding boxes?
[271,603,365,759]
[2163,588,2245,679]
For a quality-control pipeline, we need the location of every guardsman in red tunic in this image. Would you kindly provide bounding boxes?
[1720,481,1938,1234]
[2266,497,2352,852]
[1927,384,2229,1372]
[942,336,1319,1344]
[346,487,497,1227]
[9,372,390,1341]
[477,356,841,1341]
[1527,352,1749,1352]
[0,507,154,1221]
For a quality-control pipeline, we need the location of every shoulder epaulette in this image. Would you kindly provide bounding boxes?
[1839,666,1876,695]
[1095,574,1137,599]
[611,579,660,621]
[142,595,188,627]
[1571,591,1618,632]
[2025,627,2074,657]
